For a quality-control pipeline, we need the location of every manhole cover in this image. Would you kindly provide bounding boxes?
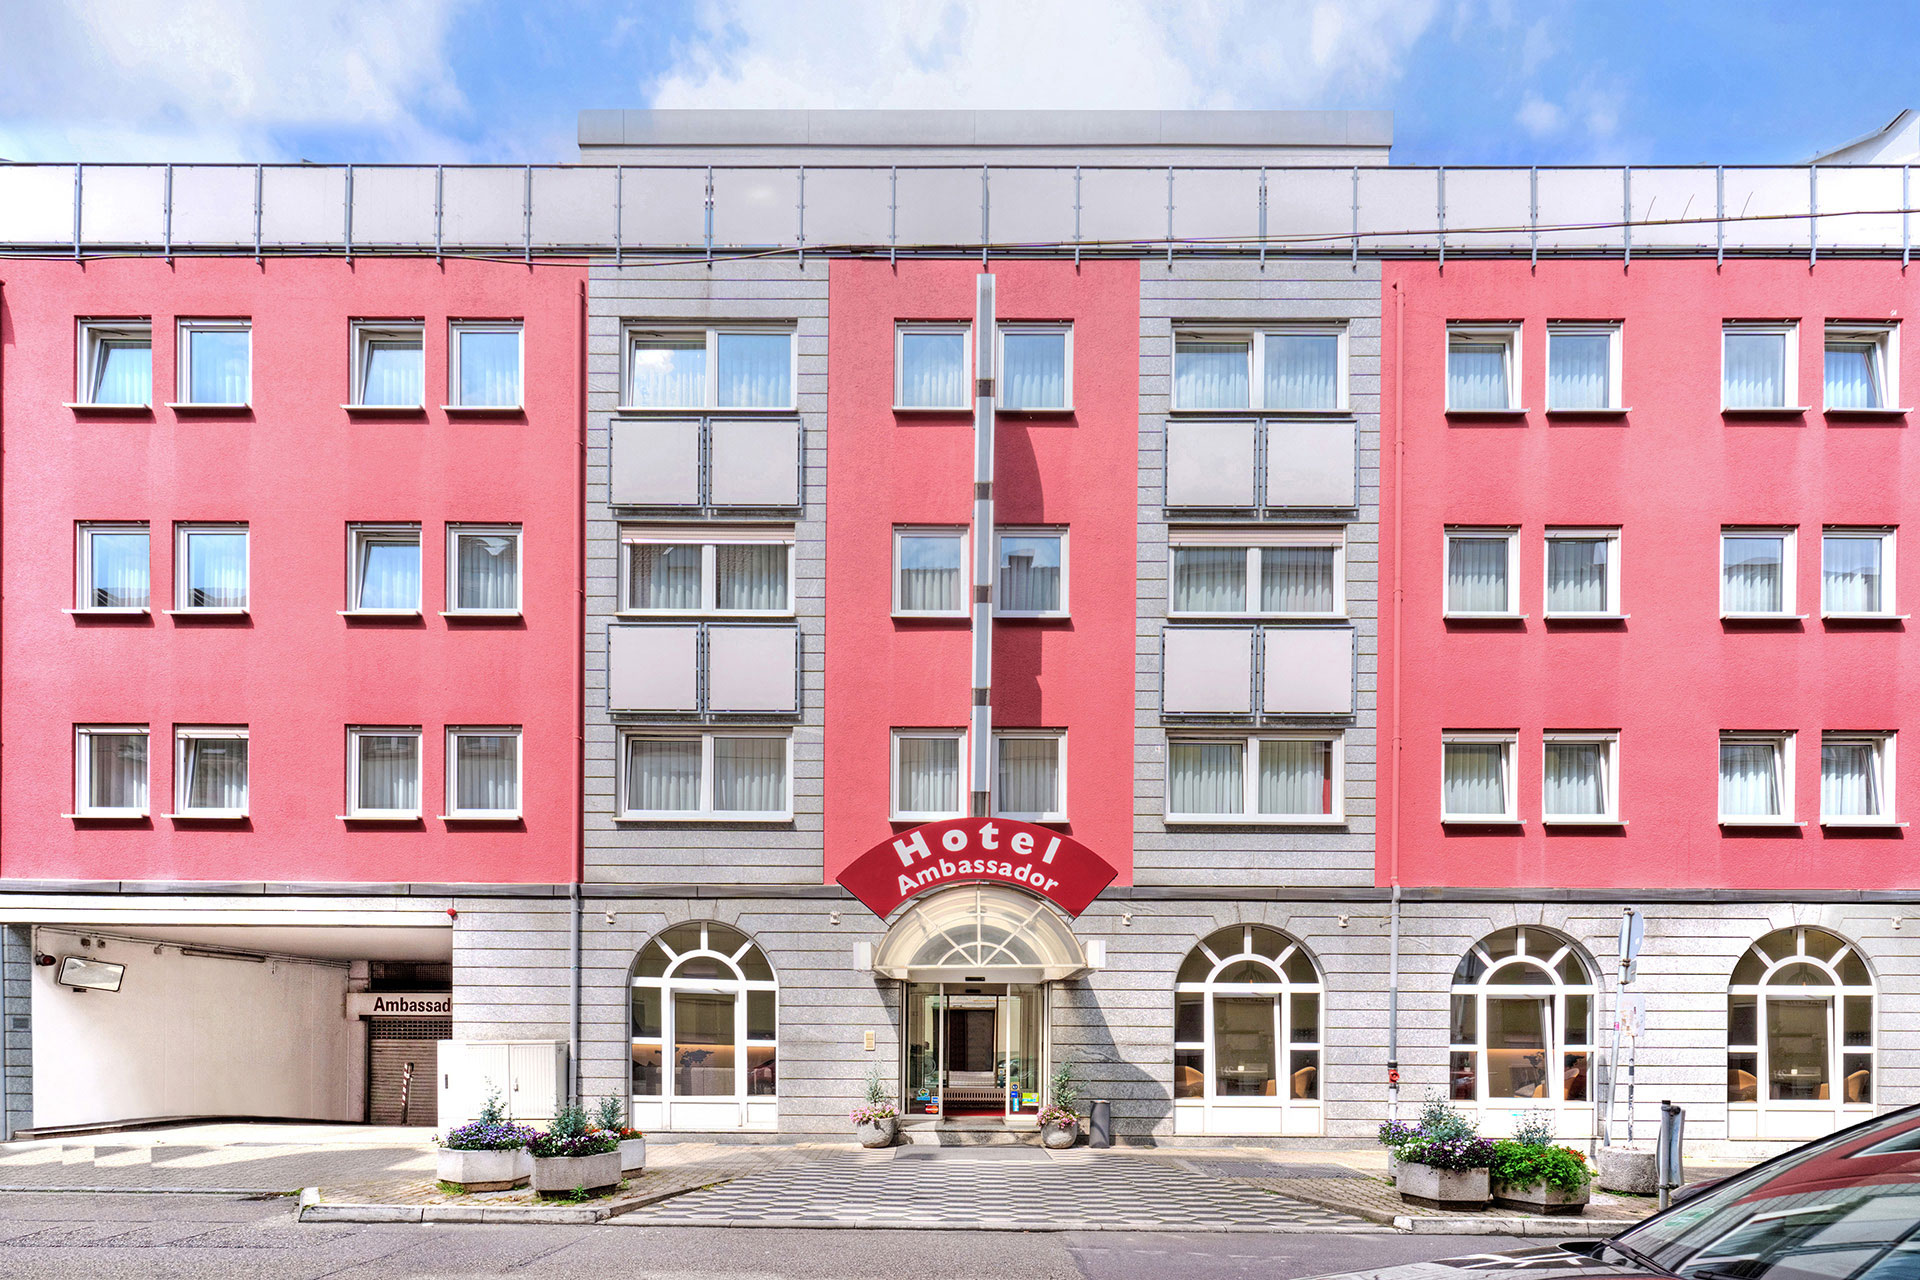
[1190,1160,1366,1180]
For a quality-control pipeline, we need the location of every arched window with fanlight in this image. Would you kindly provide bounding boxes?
[630,921,778,1132]
[1172,925,1323,1137]
[1726,926,1875,1142]
[1448,927,1596,1138]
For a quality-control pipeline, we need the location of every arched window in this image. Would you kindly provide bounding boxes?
[630,921,778,1131]
[1727,927,1874,1141]
[1448,927,1595,1136]
[1172,925,1323,1136]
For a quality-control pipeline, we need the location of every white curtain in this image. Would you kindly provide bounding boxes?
[1823,537,1882,613]
[187,532,247,608]
[357,537,420,610]
[1175,341,1249,409]
[716,332,791,408]
[1724,332,1786,408]
[1261,547,1335,612]
[1448,341,1508,409]
[630,338,707,406]
[185,736,248,811]
[714,737,786,813]
[361,340,423,406]
[1822,742,1881,817]
[897,737,959,813]
[455,734,518,812]
[998,536,1061,612]
[1001,332,1066,409]
[1443,743,1507,815]
[459,330,521,406]
[1825,343,1881,409]
[1548,333,1610,408]
[1447,538,1509,612]
[716,545,788,611]
[1258,739,1329,815]
[627,737,700,811]
[898,536,961,611]
[90,532,148,608]
[93,339,150,405]
[1172,547,1246,612]
[1265,333,1339,410]
[1720,741,1782,817]
[1547,538,1608,612]
[1723,537,1784,612]
[997,738,1059,814]
[1544,741,1605,816]
[899,331,965,407]
[189,330,249,403]
[87,733,147,810]
[629,544,702,609]
[356,734,419,812]
[1168,741,1243,816]
[456,533,519,610]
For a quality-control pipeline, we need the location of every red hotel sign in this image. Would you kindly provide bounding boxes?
[836,817,1119,920]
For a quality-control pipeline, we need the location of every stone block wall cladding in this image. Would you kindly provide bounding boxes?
[3,925,30,1138]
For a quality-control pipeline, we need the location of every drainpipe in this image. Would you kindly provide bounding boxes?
[970,274,996,817]
[568,277,588,1107]
[1386,277,1407,1122]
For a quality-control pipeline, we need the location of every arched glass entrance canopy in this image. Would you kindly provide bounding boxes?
[872,884,1089,984]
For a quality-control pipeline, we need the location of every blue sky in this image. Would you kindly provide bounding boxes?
[1,0,1915,165]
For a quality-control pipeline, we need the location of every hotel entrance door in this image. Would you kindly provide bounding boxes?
[903,982,1046,1123]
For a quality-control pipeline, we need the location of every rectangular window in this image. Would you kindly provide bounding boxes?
[1544,528,1622,616]
[446,524,522,615]
[1823,528,1895,617]
[77,522,150,611]
[1165,735,1341,822]
[449,322,522,408]
[1825,325,1897,411]
[994,733,1065,821]
[1175,336,1250,410]
[892,527,966,616]
[624,328,794,410]
[174,726,248,818]
[1442,734,1517,822]
[73,725,149,818]
[1444,528,1519,616]
[995,529,1067,617]
[620,732,791,819]
[351,322,425,407]
[1722,527,1796,617]
[998,326,1071,411]
[1172,328,1347,412]
[346,727,421,818]
[1546,323,1621,410]
[446,726,521,819]
[1446,325,1520,411]
[176,320,250,405]
[892,730,964,820]
[1168,530,1344,617]
[174,524,248,612]
[1265,328,1344,411]
[1720,732,1793,824]
[347,524,422,613]
[1723,323,1797,410]
[77,320,151,406]
[1822,733,1894,825]
[620,529,793,615]
[896,325,969,409]
[1543,733,1619,823]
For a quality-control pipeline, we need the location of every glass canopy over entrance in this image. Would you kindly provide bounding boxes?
[870,883,1090,984]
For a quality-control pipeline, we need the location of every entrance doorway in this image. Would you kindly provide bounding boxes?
[903,982,1046,1123]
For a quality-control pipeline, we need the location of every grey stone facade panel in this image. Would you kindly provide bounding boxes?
[2,925,29,1138]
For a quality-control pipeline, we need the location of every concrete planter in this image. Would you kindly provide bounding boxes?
[855,1118,897,1149]
[530,1150,621,1195]
[1042,1121,1078,1150]
[435,1146,530,1192]
[1493,1178,1591,1215]
[1597,1146,1657,1194]
[618,1137,647,1174]
[1395,1161,1492,1210]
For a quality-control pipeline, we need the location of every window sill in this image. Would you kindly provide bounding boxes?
[339,609,423,618]
[614,404,796,414]
[1170,613,1349,622]
[164,608,249,617]
[1718,818,1807,828]
[1824,407,1911,418]
[64,607,150,616]
[342,403,428,416]
[1822,612,1908,622]
[337,813,423,822]
[1544,612,1629,621]
[892,404,972,414]
[64,811,148,821]
[65,401,153,414]
[1444,407,1529,417]
[165,401,252,414]
[891,813,965,824]
[1544,407,1630,417]
[440,404,524,415]
[1721,613,1809,622]
[1165,407,1354,419]
[1541,816,1626,827]
[441,609,523,619]
[1441,816,1523,826]
[1163,814,1345,826]
[163,811,247,821]
[1721,405,1811,416]
[996,612,1071,622]
[1821,818,1908,828]
[1443,612,1528,621]
[614,813,795,824]
[438,812,522,822]
[616,610,797,620]
[997,405,1075,416]
[892,611,969,621]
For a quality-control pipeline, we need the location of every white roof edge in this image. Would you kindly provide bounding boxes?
[1809,108,1918,164]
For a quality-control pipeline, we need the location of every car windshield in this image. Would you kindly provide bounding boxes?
[1620,1107,1920,1280]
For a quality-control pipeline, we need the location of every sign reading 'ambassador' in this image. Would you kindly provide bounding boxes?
[836,817,1119,920]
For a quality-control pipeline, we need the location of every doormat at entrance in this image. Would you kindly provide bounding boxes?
[1187,1160,1368,1180]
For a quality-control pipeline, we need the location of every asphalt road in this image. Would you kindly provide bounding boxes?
[0,1192,1552,1280]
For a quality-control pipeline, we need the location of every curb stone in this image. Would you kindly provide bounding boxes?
[1393,1215,1623,1238]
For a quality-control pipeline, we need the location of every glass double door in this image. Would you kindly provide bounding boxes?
[904,982,1045,1122]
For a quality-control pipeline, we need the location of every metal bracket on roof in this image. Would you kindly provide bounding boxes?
[1436,166,1445,271]
[796,166,805,268]
[889,166,898,266]
[1622,166,1631,268]
[704,166,714,268]
[1529,166,1538,270]
[252,164,263,265]
[1351,166,1360,271]
[1715,166,1724,268]
[613,165,623,267]
[162,163,173,265]
[523,164,533,266]
[1808,164,1818,267]
[1073,167,1082,268]
[72,164,82,260]
[981,165,990,265]
[1903,166,1911,269]
[344,164,354,263]
[434,166,444,266]
[1258,168,1267,270]
[1165,166,1174,270]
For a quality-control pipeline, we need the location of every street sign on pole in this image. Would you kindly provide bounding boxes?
[1619,908,1646,983]
[1616,992,1647,1039]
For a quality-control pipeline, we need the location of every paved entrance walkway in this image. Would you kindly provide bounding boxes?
[0,1123,438,1193]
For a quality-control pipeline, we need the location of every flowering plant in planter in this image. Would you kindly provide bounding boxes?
[593,1095,645,1143]
[1039,1063,1082,1148]
[1381,1094,1494,1210]
[442,1085,538,1151]
[850,1102,900,1125]
[1490,1140,1592,1193]
[1037,1105,1078,1128]
[530,1104,620,1159]
[437,1086,537,1191]
[852,1068,901,1147]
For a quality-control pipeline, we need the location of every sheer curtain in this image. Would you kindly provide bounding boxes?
[1544,741,1605,816]
[189,330,249,403]
[1723,332,1786,408]
[184,736,248,811]
[897,737,959,813]
[899,331,966,407]
[1825,343,1880,409]
[996,738,1059,814]
[456,533,519,610]
[1001,332,1066,409]
[628,544,702,609]
[361,340,423,406]
[1723,537,1784,612]
[187,532,247,608]
[356,734,419,812]
[357,537,420,610]
[1443,743,1507,815]
[455,734,519,812]
[714,737,786,813]
[1547,538,1609,612]
[88,733,147,810]
[1168,741,1243,815]
[1174,341,1249,409]
[716,545,789,611]
[1258,739,1329,815]
[1172,547,1247,612]
[1822,741,1881,817]
[90,532,149,608]
[630,338,707,406]
[898,536,961,611]
[94,340,150,405]
[716,332,792,408]
[627,737,700,811]
[1823,537,1882,613]
[1548,333,1610,408]
[1265,333,1339,410]
[1261,547,1335,613]
[458,330,521,406]
[998,536,1061,612]
[1447,341,1509,409]
[1720,741,1782,817]
[1447,538,1509,612]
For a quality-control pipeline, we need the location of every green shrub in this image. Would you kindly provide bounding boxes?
[1489,1139,1593,1194]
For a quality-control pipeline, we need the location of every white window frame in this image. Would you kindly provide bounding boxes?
[1168,528,1346,619]
[1443,527,1521,618]
[617,730,795,822]
[1164,733,1346,825]
[619,527,795,617]
[447,320,524,409]
[172,725,249,819]
[991,731,1068,822]
[890,728,967,822]
[1823,323,1899,412]
[349,320,426,408]
[345,725,422,820]
[172,522,249,614]
[995,323,1074,412]
[1169,326,1352,413]
[72,724,150,819]
[1721,526,1799,619]
[445,523,524,617]
[1722,322,1800,411]
[1542,527,1623,618]
[1821,527,1898,619]
[1441,732,1519,824]
[75,521,151,613]
[1820,732,1896,828]
[1719,731,1796,826]
[75,318,152,406]
[1544,322,1623,411]
[1445,324,1521,412]
[174,318,252,406]
[1541,732,1620,825]
[891,526,969,618]
[345,522,423,615]
[993,527,1070,619]
[894,322,972,411]
[620,326,797,412]
[444,725,523,820]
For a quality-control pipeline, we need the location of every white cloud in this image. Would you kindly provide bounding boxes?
[1516,94,1564,137]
